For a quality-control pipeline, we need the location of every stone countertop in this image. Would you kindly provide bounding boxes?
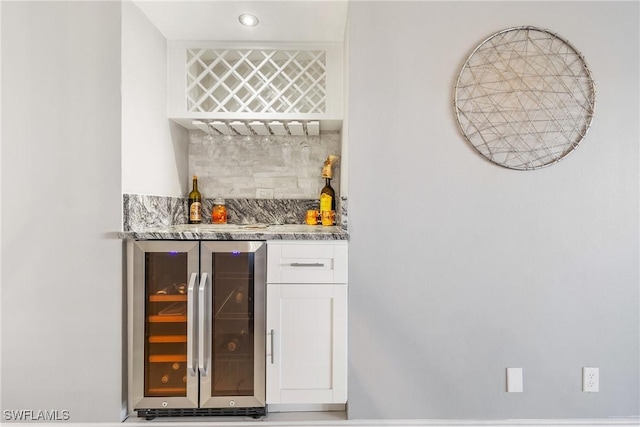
[119,223,349,241]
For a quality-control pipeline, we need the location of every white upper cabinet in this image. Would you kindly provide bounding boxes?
[168,42,344,133]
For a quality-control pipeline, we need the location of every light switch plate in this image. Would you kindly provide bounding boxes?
[507,368,523,392]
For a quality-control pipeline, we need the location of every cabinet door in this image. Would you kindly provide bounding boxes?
[266,284,347,404]
[130,241,200,410]
[199,241,266,409]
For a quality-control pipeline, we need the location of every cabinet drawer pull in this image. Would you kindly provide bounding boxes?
[289,262,324,268]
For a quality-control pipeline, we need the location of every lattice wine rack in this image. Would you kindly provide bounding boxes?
[168,43,343,133]
[187,49,326,114]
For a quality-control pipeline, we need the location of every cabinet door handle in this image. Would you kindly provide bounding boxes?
[270,329,275,365]
[289,262,325,267]
[186,273,198,376]
[198,272,210,377]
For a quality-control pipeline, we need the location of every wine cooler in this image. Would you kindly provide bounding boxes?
[128,241,266,419]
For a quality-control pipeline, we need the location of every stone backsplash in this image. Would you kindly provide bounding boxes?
[123,193,348,232]
[189,130,341,200]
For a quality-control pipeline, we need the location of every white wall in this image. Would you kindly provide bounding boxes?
[122,1,189,197]
[347,1,639,420]
[1,1,124,422]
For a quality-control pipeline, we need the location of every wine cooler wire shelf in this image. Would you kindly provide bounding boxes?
[216,272,254,279]
[149,295,187,302]
[148,315,187,323]
[215,315,252,322]
[147,311,248,322]
[148,335,187,343]
[149,354,187,363]
[214,354,253,363]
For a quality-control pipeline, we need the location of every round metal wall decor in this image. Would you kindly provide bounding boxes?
[454,26,596,170]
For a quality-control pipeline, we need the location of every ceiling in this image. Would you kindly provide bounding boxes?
[133,1,349,42]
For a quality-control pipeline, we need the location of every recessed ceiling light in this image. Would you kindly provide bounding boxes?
[238,13,259,27]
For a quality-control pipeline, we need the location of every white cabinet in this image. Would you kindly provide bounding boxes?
[266,241,348,409]
[266,284,347,406]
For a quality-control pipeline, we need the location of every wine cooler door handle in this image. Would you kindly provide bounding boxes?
[186,272,198,376]
[198,272,210,377]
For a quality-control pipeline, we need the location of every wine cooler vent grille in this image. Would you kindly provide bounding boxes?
[137,407,266,420]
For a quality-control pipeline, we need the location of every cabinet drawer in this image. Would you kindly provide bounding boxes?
[267,241,347,284]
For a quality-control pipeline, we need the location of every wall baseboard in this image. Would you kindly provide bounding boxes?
[5,417,637,427]
[105,417,640,427]
[339,419,640,427]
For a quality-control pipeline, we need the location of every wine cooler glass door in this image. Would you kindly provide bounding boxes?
[131,241,200,409]
[199,241,266,409]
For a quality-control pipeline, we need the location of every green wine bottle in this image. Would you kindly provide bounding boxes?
[188,175,202,224]
[319,177,335,225]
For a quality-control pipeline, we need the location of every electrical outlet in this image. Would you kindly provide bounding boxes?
[583,367,599,392]
[256,188,274,199]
